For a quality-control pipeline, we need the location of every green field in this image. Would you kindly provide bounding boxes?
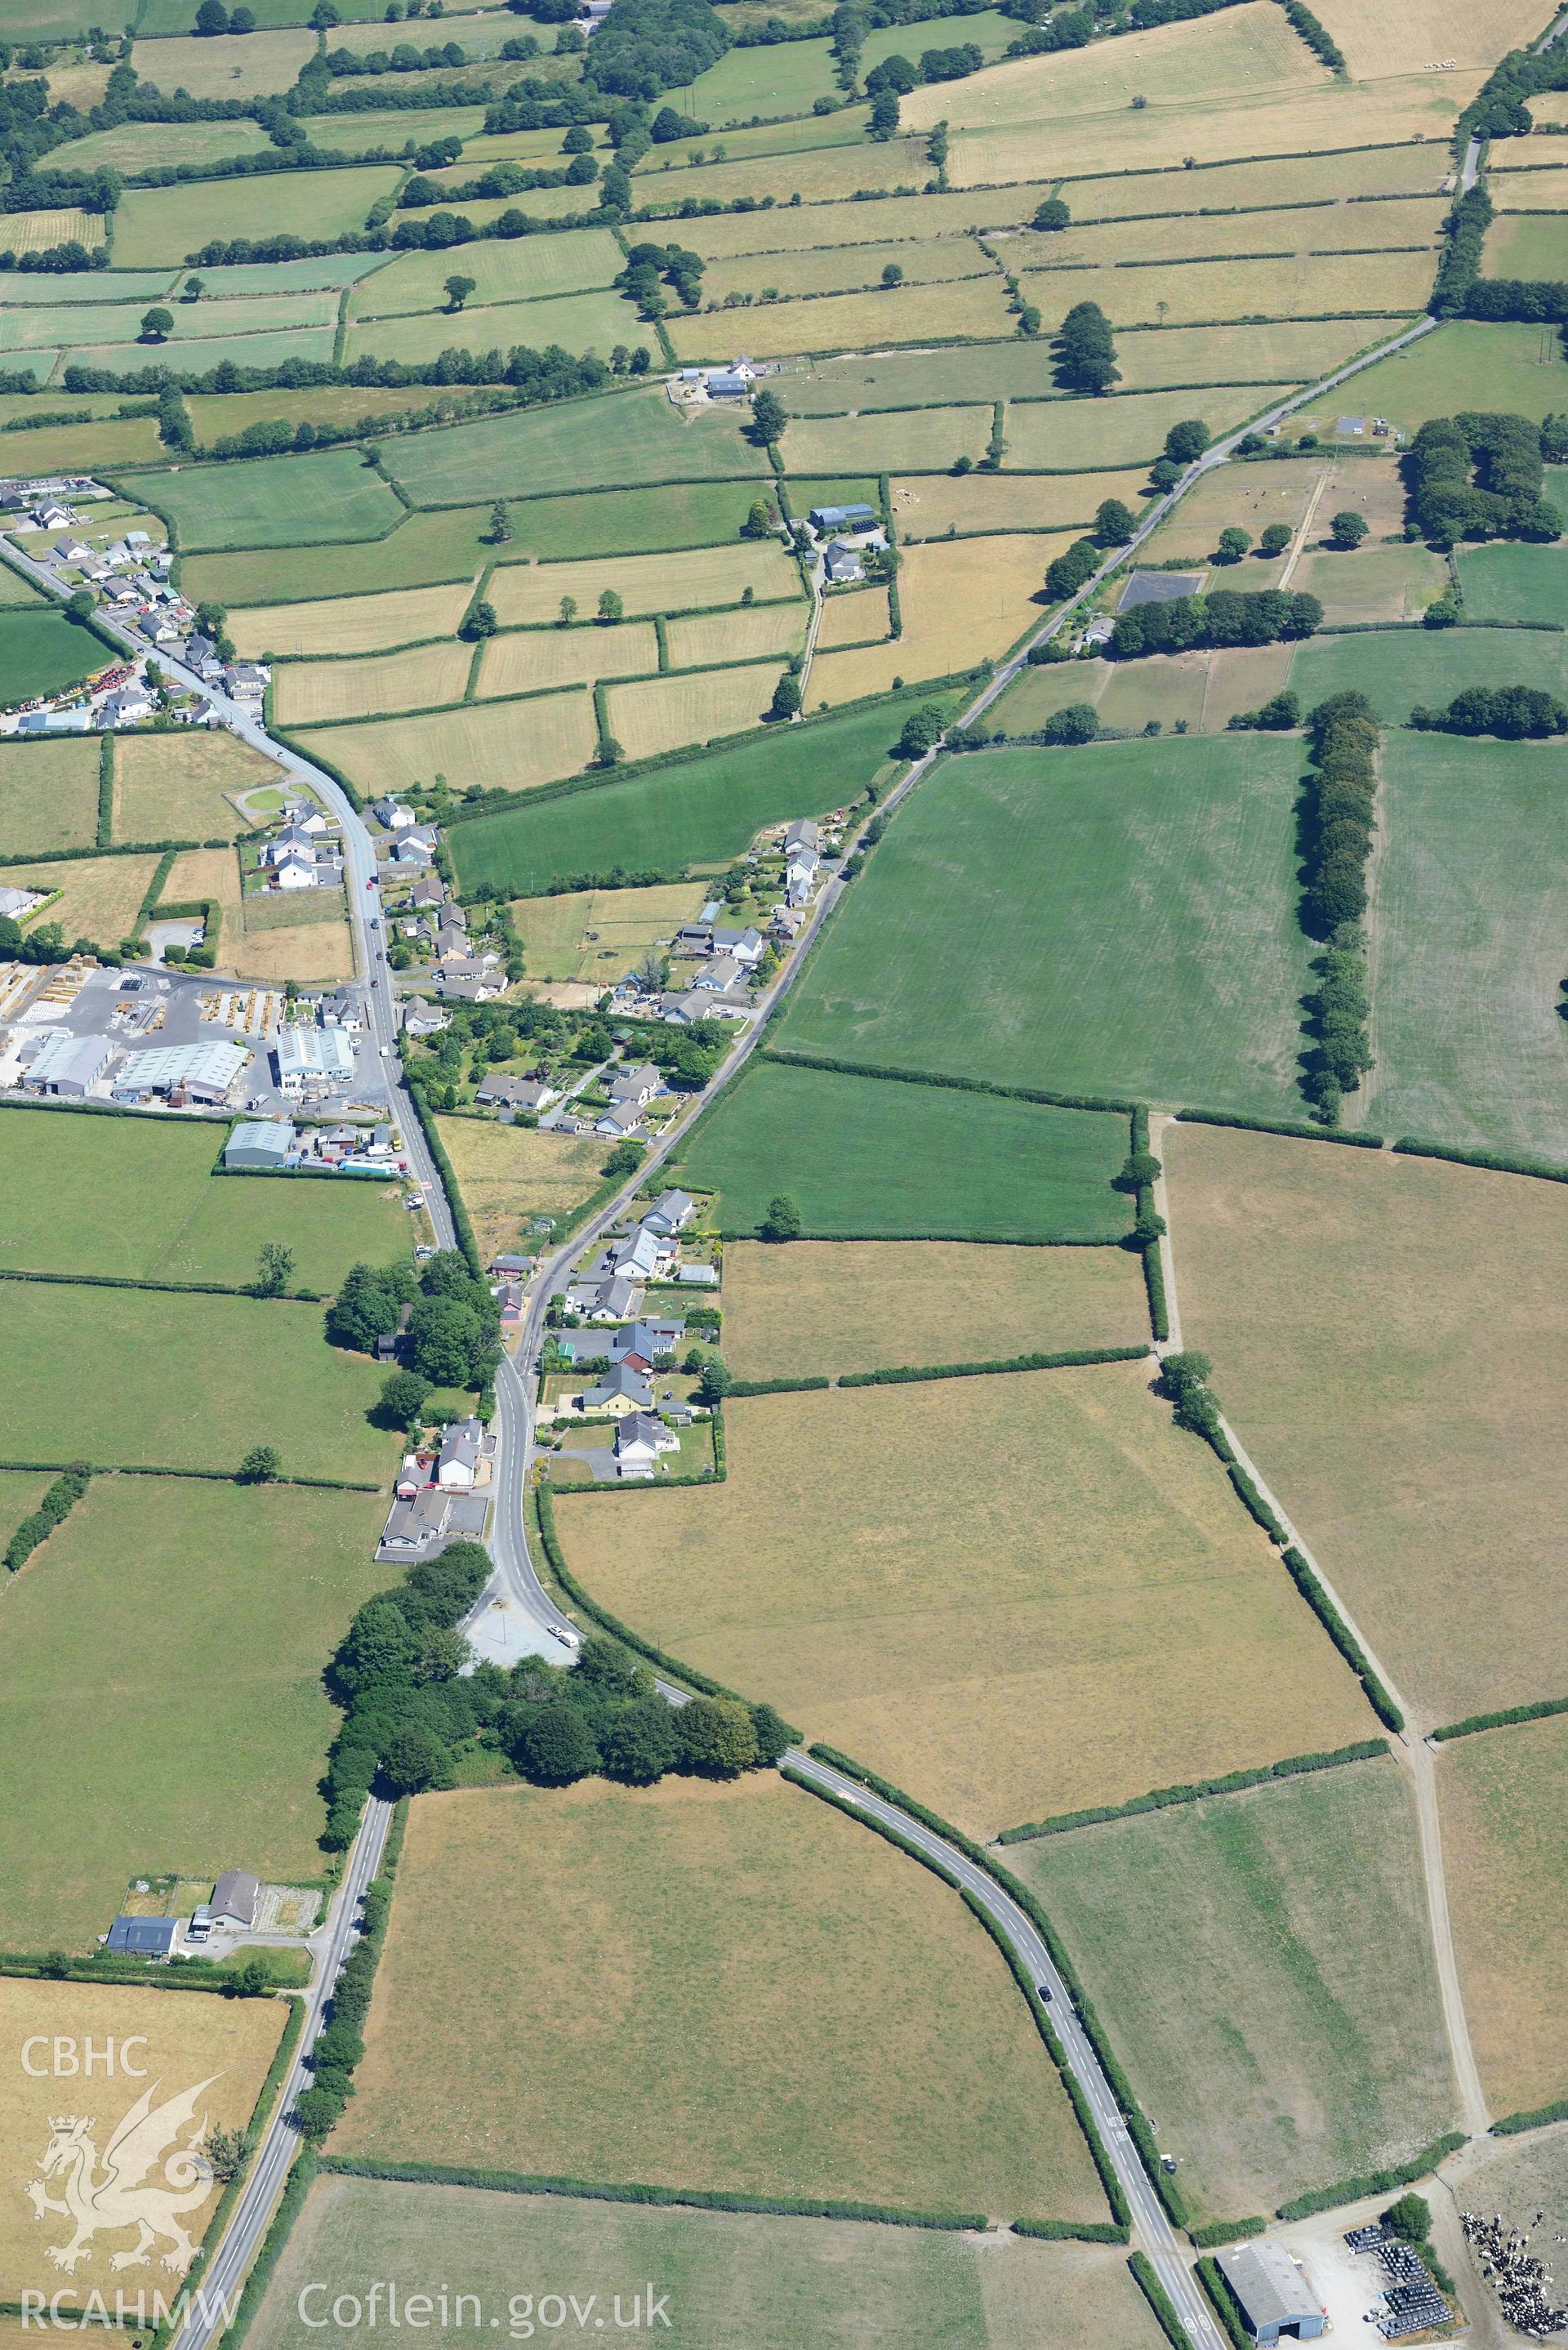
[1454,539,1568,624]
[1333,319,1568,430]
[675,1059,1134,1240]
[189,252,393,297]
[65,323,336,381]
[136,447,408,551]
[1288,626,1568,722]
[684,34,840,119]
[0,738,100,856]
[774,736,1316,1119]
[0,1474,388,1949]
[0,1278,390,1481]
[0,609,98,703]
[381,387,756,505]
[448,689,956,895]
[249,2173,1163,2350]
[49,118,278,172]
[1014,1759,1457,2225]
[351,227,625,318]
[345,289,638,370]
[111,168,403,269]
[0,292,336,354]
[1361,734,1568,1161]
[0,1107,409,1287]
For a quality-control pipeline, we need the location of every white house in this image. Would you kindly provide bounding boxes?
[606,1062,663,1108]
[436,1417,483,1491]
[642,1188,695,1237]
[614,1411,679,1476]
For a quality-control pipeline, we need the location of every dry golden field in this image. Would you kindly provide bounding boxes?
[813,584,892,647]
[994,642,1294,736]
[1493,166,1568,209]
[475,621,659,696]
[1060,144,1455,219]
[1021,250,1433,332]
[723,1240,1149,1380]
[435,1116,605,1259]
[4,851,159,948]
[234,908,353,984]
[273,642,471,726]
[1000,387,1261,470]
[1105,317,1392,391]
[786,404,991,475]
[113,729,279,845]
[301,689,597,799]
[0,738,98,856]
[993,197,1446,274]
[892,467,1149,541]
[1308,0,1547,78]
[807,535,1064,702]
[508,881,707,984]
[0,1976,283,2299]
[488,542,798,625]
[606,662,785,757]
[556,1362,1372,1837]
[665,274,1017,362]
[1440,1715,1568,2120]
[1290,542,1448,622]
[680,183,1058,256]
[698,234,993,305]
[1165,1124,1568,1723]
[630,133,921,214]
[130,28,314,95]
[339,1776,1110,2222]
[165,847,240,938]
[664,600,808,666]
[229,581,473,659]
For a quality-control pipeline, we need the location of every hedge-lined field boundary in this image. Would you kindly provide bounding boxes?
[0,1265,324,1303]
[1432,1693,1568,1742]
[996,1739,1386,1844]
[0,1455,380,1493]
[1129,2248,1198,2350]
[1188,2214,1268,2249]
[1494,2096,1568,2136]
[1176,1107,1384,1148]
[532,1482,735,1698]
[1392,1136,1568,1185]
[220,2149,318,2350]
[4,1461,91,1573]
[760,1046,1140,1117]
[1273,2131,1466,2221]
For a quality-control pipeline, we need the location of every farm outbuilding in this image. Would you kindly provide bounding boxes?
[1219,2244,1325,2344]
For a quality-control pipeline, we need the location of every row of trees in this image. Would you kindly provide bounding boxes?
[1410,684,1568,739]
[326,1249,501,1390]
[504,1635,791,1790]
[1301,691,1379,1123]
[1407,411,1562,545]
[1108,586,1322,659]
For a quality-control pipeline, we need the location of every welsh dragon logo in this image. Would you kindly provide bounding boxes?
[25,2076,221,2276]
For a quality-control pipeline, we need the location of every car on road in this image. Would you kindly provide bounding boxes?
[415,1243,435,1260]
[1036,1982,1054,2002]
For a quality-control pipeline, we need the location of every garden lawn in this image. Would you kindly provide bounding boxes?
[556,1362,1373,1837]
[0,1476,389,1949]
[0,1278,390,1481]
[1440,1715,1568,2120]
[111,165,400,266]
[774,737,1316,1119]
[1454,539,1568,624]
[1014,1759,1455,2226]
[111,728,282,843]
[435,1116,606,1260]
[675,1059,1132,1240]
[0,738,99,856]
[724,1238,1148,1380]
[381,388,756,505]
[136,448,406,551]
[338,1774,1110,2223]
[1288,627,1568,723]
[0,609,97,703]
[0,1105,408,1286]
[1163,1123,1568,1724]
[247,2172,1162,2350]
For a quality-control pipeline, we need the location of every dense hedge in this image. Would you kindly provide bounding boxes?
[1176,1108,1384,1148]
[761,1047,1138,1117]
[1273,2133,1465,2220]
[0,1264,321,1303]
[1196,2256,1253,2350]
[400,1072,482,1273]
[836,1344,1148,1387]
[1494,2097,1568,2137]
[1013,2217,1129,2242]
[196,2150,316,2350]
[725,1374,832,1397]
[1430,181,1492,316]
[1129,2249,1198,2350]
[3,1462,90,1573]
[996,1741,1386,1844]
[1298,690,1379,1122]
[1391,1135,1568,1184]
[1190,2216,1269,2249]
[1432,1693,1568,1742]
[1280,1545,1403,1731]
[1227,1462,1288,1545]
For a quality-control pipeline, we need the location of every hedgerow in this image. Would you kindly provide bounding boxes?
[2,1463,90,1573]
[996,1741,1385,1844]
[1273,2134,1466,2220]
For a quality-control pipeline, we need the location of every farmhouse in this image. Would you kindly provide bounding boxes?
[274,1027,355,1094]
[823,542,865,585]
[1218,2245,1325,2345]
[225,1118,295,1170]
[710,925,764,968]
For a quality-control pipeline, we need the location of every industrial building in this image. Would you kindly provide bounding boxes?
[21,1032,114,1096]
[111,1040,249,1105]
[274,1027,355,1094]
[225,1119,296,1170]
[1218,2244,1326,2344]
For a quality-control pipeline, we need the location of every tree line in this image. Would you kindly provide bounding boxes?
[1410,684,1568,739]
[1300,691,1379,1124]
[1407,411,1562,545]
[1108,586,1322,659]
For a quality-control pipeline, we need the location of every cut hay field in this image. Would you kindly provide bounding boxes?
[675,1059,1132,1241]
[232,907,354,983]
[247,2173,1163,2350]
[1325,319,1568,426]
[786,404,991,475]
[113,728,281,843]
[1288,626,1568,723]
[230,580,474,660]
[807,535,1060,701]
[814,584,890,647]
[557,1362,1371,1836]
[630,134,923,214]
[1163,1123,1568,1723]
[111,165,401,267]
[774,736,1315,1117]
[991,643,1294,738]
[435,1115,605,1259]
[666,275,1016,363]
[350,226,625,318]
[699,234,992,305]
[665,600,807,666]
[0,1278,390,1481]
[1440,1715,1568,2120]
[996,195,1446,274]
[138,447,407,552]
[783,340,1062,410]
[0,1476,388,1948]
[344,289,637,371]
[488,540,799,625]
[0,206,104,254]
[1290,542,1446,622]
[1019,250,1433,333]
[300,688,597,800]
[724,1238,1148,1380]
[1060,143,1454,220]
[476,619,657,695]
[274,641,471,725]
[2,849,159,948]
[118,25,314,96]
[606,662,786,759]
[679,184,1058,258]
[1455,537,1568,623]
[1014,1759,1455,2224]
[338,1775,1110,2222]
[508,880,706,984]
[381,388,756,506]
[892,466,1149,540]
[1307,0,1545,78]
[0,607,98,703]
[1000,386,1284,470]
[448,688,948,896]
[0,1979,283,2288]
[1361,734,1568,1163]
[1493,166,1568,210]
[0,736,98,856]
[1109,316,1412,392]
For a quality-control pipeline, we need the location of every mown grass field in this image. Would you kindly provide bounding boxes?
[892,466,1149,541]
[0,737,98,855]
[340,1774,1110,2221]
[1441,1715,1568,2120]
[274,641,471,725]
[448,689,947,895]
[350,226,625,319]
[435,1115,606,1260]
[111,164,401,266]
[1164,1123,1568,1724]
[1362,734,1568,1162]
[1062,143,1451,219]
[700,234,993,305]
[0,1476,389,1948]
[250,2172,1162,2350]
[56,114,277,170]
[0,1278,390,1481]
[140,447,407,552]
[0,413,163,472]
[630,133,924,212]
[488,540,799,625]
[666,601,807,667]
[301,688,597,800]
[0,608,97,703]
[1109,316,1399,391]
[67,323,336,381]
[1289,625,1568,721]
[1454,537,1568,622]
[2,849,159,948]
[724,1238,1147,1380]
[508,880,706,984]
[996,196,1445,274]
[0,205,104,254]
[1290,542,1446,622]
[675,1059,1132,1240]
[476,620,658,696]
[0,290,337,355]
[606,662,786,759]
[1328,320,1568,427]
[814,584,890,647]
[1016,1759,1454,2225]
[345,289,638,372]
[808,534,1062,702]
[992,644,1294,738]
[1481,212,1568,281]
[776,737,1315,1119]
[112,727,282,842]
[1000,386,1278,470]
[667,275,1017,363]
[786,405,991,475]
[678,185,1055,258]
[382,388,756,506]
[231,581,474,660]
[116,25,314,96]
[561,1363,1371,1836]
[1021,250,1432,334]
[1310,0,1544,76]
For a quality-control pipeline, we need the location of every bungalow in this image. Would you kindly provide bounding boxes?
[642,1189,695,1237]
[208,1870,260,1930]
[436,1417,483,1491]
[606,1062,663,1108]
[595,1103,644,1141]
[490,1252,532,1278]
[693,953,745,993]
[578,1362,655,1416]
[657,988,719,1025]
[710,925,764,967]
[372,797,417,831]
[105,1916,178,1958]
[376,1483,488,1562]
[475,1072,557,1112]
[614,1411,679,1476]
[565,1273,639,1322]
[393,832,437,869]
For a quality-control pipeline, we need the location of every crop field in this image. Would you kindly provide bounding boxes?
[0,737,98,856]
[813,585,891,648]
[1061,144,1454,221]
[699,235,993,306]
[1017,1759,1454,2223]
[664,600,807,667]
[1290,542,1446,622]
[300,688,597,800]
[1288,626,1568,723]
[273,642,472,725]
[724,1238,1147,1380]
[339,1774,1110,2221]
[448,688,953,898]
[382,388,756,506]
[230,581,474,660]
[1164,1123,1568,1724]
[1310,0,1545,77]
[508,880,706,984]
[559,1362,1370,1836]
[0,1278,389,1481]
[351,227,625,319]
[1455,538,1568,623]
[488,541,799,625]
[777,735,1314,1116]
[1021,251,1432,334]
[786,404,991,475]
[112,728,281,843]
[140,447,406,552]
[1440,1715,1568,2119]
[0,1476,389,1949]
[1000,387,1284,470]
[2,849,159,948]
[345,289,639,371]
[892,466,1150,540]
[248,2173,1163,2350]
[992,643,1294,738]
[605,662,787,760]
[1361,734,1568,1163]
[110,165,402,267]
[807,535,1060,702]
[0,608,97,703]
[0,208,103,258]
[435,1115,605,1260]
[675,1059,1132,1241]
[1326,319,1568,426]
[666,276,1018,363]
[476,620,658,695]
